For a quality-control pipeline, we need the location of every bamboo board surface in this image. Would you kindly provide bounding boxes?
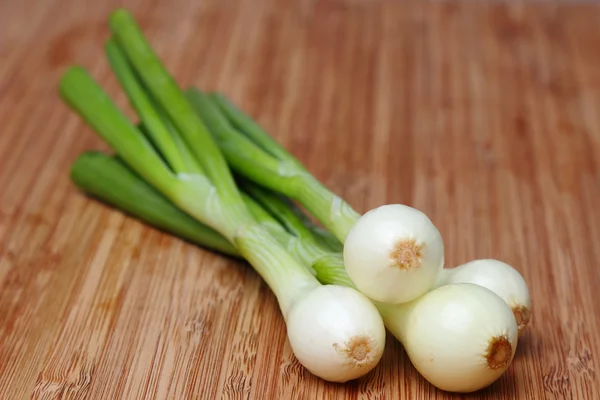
[1,0,600,398]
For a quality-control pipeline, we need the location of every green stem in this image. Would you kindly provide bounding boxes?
[161,115,205,174]
[190,88,361,242]
[303,225,344,253]
[139,82,204,175]
[293,175,361,242]
[137,109,204,176]
[233,224,318,316]
[241,192,296,252]
[276,198,343,252]
[312,253,355,288]
[60,66,235,237]
[241,180,316,241]
[241,181,349,280]
[209,91,363,239]
[69,149,351,289]
[59,67,178,197]
[108,9,240,203]
[185,88,293,191]
[209,92,305,168]
[71,151,239,257]
[105,38,187,174]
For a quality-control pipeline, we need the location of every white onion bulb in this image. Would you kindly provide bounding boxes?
[435,259,532,336]
[285,285,386,382]
[378,283,518,393]
[343,204,445,304]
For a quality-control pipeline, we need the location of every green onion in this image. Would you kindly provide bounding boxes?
[69,150,519,393]
[59,9,527,392]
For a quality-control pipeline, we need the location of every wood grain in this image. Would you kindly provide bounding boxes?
[1,0,599,398]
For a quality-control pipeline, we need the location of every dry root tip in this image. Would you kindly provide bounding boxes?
[390,239,425,270]
[333,336,375,367]
[512,305,531,336]
[486,335,513,370]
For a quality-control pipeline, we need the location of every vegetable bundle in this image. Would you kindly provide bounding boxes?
[61,9,531,393]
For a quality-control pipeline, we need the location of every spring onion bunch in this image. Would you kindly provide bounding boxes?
[61,7,532,393]
[71,153,520,393]
[59,9,387,383]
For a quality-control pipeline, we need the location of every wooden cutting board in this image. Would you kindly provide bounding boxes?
[1,0,599,398]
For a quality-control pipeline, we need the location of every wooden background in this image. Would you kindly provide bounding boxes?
[1,0,599,398]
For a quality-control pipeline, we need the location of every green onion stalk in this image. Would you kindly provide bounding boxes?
[59,9,386,383]
[71,152,352,287]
